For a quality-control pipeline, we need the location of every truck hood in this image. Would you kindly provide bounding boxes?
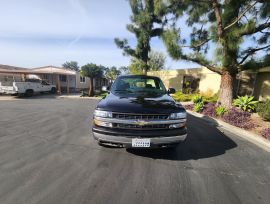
[96,93,185,114]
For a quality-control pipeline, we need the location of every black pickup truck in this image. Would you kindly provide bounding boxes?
[92,75,187,148]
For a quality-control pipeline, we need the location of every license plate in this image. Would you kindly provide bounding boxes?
[132,138,151,147]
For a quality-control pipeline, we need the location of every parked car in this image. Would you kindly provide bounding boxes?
[0,80,56,96]
[92,75,187,149]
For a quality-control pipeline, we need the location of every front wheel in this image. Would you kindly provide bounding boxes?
[50,87,56,94]
[25,89,34,97]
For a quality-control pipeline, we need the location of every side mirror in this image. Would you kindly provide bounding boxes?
[102,86,110,92]
[168,88,176,94]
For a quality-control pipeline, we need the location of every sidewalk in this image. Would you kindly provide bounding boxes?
[0,95,20,101]
[0,93,100,101]
[58,93,100,99]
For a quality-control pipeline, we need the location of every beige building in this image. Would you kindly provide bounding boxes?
[237,67,270,101]
[0,64,109,94]
[76,74,108,91]
[148,67,221,94]
[149,66,270,100]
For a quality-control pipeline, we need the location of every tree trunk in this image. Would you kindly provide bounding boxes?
[143,68,147,75]
[219,71,233,108]
[89,77,94,96]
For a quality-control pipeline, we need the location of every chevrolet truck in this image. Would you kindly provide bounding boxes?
[92,75,187,148]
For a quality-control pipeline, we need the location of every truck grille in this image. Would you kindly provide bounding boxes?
[111,113,170,130]
[113,123,170,130]
[112,113,169,120]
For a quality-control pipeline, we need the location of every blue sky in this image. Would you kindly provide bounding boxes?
[0,0,201,69]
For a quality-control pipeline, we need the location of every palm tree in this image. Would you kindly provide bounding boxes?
[81,63,103,96]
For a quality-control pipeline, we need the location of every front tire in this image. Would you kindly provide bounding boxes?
[51,87,56,94]
[25,89,34,97]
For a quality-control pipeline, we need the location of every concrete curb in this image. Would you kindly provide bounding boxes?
[187,110,270,153]
[0,96,20,101]
[0,95,100,100]
[58,95,101,100]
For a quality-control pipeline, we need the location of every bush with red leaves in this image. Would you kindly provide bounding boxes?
[261,128,270,140]
[222,108,255,130]
[183,104,194,111]
[202,103,216,118]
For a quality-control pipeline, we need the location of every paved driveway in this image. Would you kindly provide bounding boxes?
[0,98,270,204]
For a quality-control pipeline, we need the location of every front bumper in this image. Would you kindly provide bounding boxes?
[92,126,187,148]
[0,89,17,94]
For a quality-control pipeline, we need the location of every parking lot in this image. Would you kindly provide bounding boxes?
[0,98,270,204]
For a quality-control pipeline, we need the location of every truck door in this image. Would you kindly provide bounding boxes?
[41,80,51,92]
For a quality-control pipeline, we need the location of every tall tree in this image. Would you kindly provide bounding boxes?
[129,58,145,74]
[81,63,103,96]
[162,0,270,108]
[119,66,129,75]
[114,0,166,74]
[129,50,166,74]
[148,51,166,71]
[62,61,80,72]
[105,66,121,83]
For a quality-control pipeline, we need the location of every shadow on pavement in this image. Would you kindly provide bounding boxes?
[15,94,58,100]
[127,114,237,161]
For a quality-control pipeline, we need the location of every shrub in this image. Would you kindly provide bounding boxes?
[215,106,226,116]
[173,91,218,104]
[193,102,204,112]
[202,103,216,117]
[80,90,88,97]
[222,108,255,129]
[94,91,108,98]
[233,95,258,112]
[256,100,270,121]
[172,91,194,102]
[200,89,214,97]
[261,128,270,140]
[202,93,219,104]
[201,90,219,104]
[192,95,203,103]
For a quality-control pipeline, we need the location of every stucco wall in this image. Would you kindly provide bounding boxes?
[148,70,184,90]
[198,68,221,94]
[75,73,91,89]
[75,73,108,91]
[254,72,270,101]
[148,67,221,94]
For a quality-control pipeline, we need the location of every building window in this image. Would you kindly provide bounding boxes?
[80,76,86,83]
[183,75,200,94]
[60,75,67,82]
[43,74,49,80]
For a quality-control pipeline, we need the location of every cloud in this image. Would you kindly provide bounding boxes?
[67,0,89,47]
[0,0,200,69]
[0,0,132,39]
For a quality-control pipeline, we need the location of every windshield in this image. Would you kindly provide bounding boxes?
[111,75,167,97]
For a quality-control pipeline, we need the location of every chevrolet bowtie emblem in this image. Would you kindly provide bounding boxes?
[135,120,149,126]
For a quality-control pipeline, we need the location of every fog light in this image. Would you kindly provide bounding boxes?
[169,123,185,129]
[94,119,113,127]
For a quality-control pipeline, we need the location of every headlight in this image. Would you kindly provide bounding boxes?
[94,110,113,118]
[169,112,187,119]
[94,119,113,127]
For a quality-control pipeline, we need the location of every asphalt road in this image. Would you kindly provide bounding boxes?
[0,97,270,204]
